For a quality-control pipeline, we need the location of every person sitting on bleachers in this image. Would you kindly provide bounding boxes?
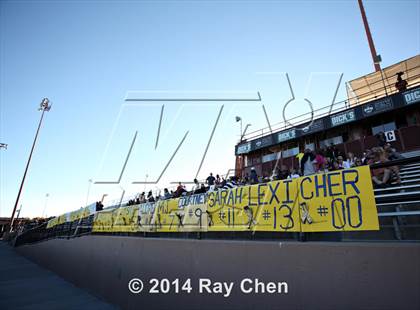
[337,155,348,169]
[384,143,403,161]
[331,160,343,171]
[369,147,400,187]
[194,183,207,194]
[173,182,187,198]
[354,157,363,167]
[163,188,172,200]
[221,176,238,190]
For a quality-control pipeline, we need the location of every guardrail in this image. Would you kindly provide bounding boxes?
[241,72,420,142]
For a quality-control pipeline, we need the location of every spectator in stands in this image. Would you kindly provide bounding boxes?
[243,173,250,185]
[323,157,332,171]
[301,149,316,176]
[355,157,363,167]
[215,174,221,186]
[326,144,339,160]
[331,160,342,171]
[395,72,408,92]
[376,132,386,147]
[206,173,216,186]
[139,192,146,203]
[221,176,238,190]
[344,152,356,168]
[287,168,300,179]
[147,190,155,202]
[174,182,187,197]
[384,143,403,161]
[192,178,200,192]
[250,167,259,184]
[370,147,401,186]
[362,149,373,165]
[315,149,327,172]
[336,155,347,169]
[163,188,172,199]
[370,148,392,187]
[278,165,290,180]
[95,201,104,211]
[194,183,206,194]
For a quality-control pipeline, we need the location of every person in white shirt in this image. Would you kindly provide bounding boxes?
[344,152,355,168]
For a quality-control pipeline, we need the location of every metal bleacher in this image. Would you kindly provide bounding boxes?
[350,155,420,241]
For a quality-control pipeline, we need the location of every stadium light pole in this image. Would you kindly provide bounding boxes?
[240,124,252,141]
[42,193,50,218]
[235,116,242,141]
[0,143,6,217]
[9,98,51,232]
[118,186,126,208]
[144,174,148,192]
[85,179,93,206]
[357,0,381,72]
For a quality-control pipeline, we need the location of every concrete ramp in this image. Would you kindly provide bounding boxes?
[14,236,420,310]
[0,242,117,310]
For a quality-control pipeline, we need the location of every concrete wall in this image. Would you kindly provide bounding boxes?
[16,236,420,310]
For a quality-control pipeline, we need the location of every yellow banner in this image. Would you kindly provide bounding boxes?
[138,202,156,232]
[92,209,114,232]
[298,165,379,232]
[112,205,139,232]
[153,198,185,232]
[206,180,301,232]
[62,167,380,233]
[46,216,58,229]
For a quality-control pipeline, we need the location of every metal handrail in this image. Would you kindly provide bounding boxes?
[241,76,420,142]
[378,211,420,217]
[374,184,420,192]
[370,155,420,169]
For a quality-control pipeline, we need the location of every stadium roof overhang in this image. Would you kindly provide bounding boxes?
[346,54,420,106]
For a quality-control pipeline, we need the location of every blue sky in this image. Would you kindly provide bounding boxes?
[1,0,419,218]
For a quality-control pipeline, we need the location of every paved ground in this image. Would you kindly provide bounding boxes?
[0,241,118,310]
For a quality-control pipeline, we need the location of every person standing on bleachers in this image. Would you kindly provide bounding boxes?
[206,173,216,186]
[301,149,317,176]
[395,72,408,92]
[250,167,259,184]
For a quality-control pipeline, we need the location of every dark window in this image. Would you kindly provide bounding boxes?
[372,122,396,135]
